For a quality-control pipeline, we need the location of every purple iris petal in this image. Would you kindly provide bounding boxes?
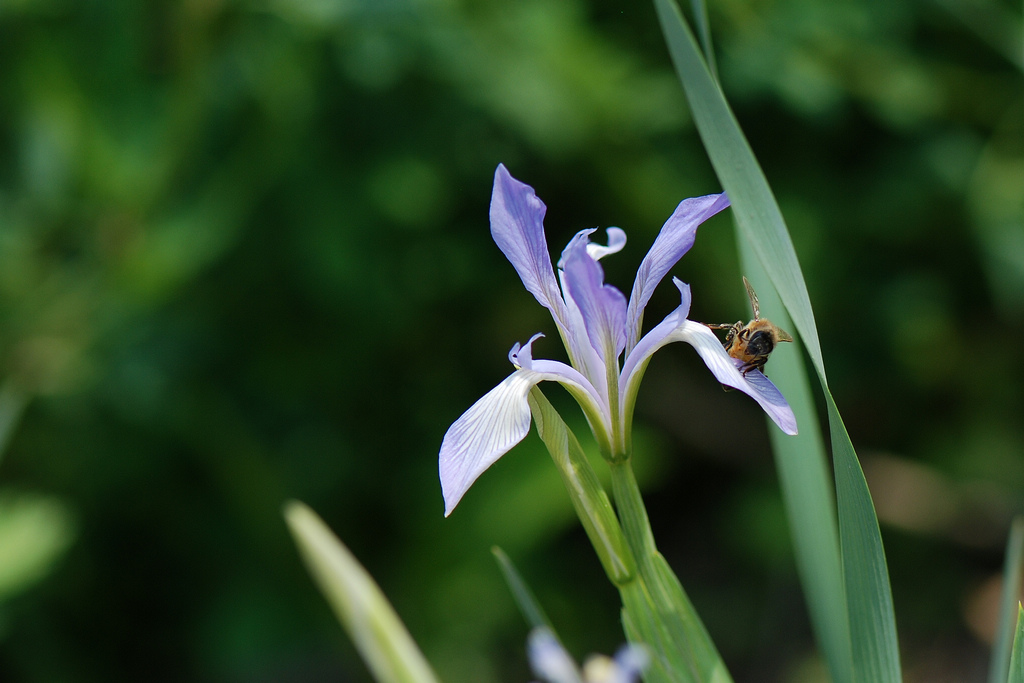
[732,360,798,435]
[585,227,626,261]
[561,234,627,364]
[624,193,730,352]
[621,279,796,435]
[680,322,798,435]
[512,334,605,409]
[490,165,568,329]
[609,643,649,683]
[527,628,581,683]
[620,279,691,390]
[441,336,608,516]
[439,370,537,516]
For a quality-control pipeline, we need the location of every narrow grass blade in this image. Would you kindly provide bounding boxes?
[284,501,441,683]
[1008,604,1024,683]
[492,546,553,631]
[992,518,1024,683]
[653,1,901,680]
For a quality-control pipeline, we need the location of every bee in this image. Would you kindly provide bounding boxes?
[707,276,793,375]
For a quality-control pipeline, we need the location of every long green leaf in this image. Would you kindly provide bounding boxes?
[992,518,1024,683]
[284,501,441,683]
[1008,604,1024,683]
[737,249,852,683]
[653,1,901,680]
[492,546,553,632]
[827,397,900,682]
[687,0,718,81]
[652,0,823,377]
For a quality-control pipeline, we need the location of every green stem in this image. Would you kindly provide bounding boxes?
[610,458,734,683]
[528,389,635,585]
[609,459,658,571]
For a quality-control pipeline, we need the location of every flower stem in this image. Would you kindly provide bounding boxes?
[528,389,635,585]
[609,459,658,566]
[609,458,734,683]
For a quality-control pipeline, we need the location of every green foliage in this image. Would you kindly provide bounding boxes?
[992,518,1024,683]
[1009,605,1024,683]
[285,502,440,683]
[655,1,901,679]
[493,547,554,632]
[0,492,74,605]
[0,0,1021,680]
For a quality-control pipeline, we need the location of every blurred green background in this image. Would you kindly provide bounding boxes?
[0,0,1022,681]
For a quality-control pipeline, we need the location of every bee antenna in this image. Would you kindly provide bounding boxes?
[741,276,761,320]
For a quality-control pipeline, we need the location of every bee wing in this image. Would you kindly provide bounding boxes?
[742,276,761,319]
[776,327,794,343]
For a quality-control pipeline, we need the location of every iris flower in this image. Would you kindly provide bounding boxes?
[440,165,796,516]
[527,627,647,683]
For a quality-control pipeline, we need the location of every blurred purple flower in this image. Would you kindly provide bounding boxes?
[439,165,796,515]
[527,627,647,683]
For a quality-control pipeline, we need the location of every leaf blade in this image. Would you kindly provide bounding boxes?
[284,501,441,683]
[652,2,902,680]
[737,252,852,683]
[1008,604,1024,683]
[992,517,1024,683]
[492,546,553,632]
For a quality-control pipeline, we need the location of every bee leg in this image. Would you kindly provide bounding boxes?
[740,358,767,376]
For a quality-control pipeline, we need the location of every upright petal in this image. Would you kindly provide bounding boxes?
[624,193,730,353]
[561,234,627,365]
[620,279,691,412]
[490,164,568,329]
[558,266,608,398]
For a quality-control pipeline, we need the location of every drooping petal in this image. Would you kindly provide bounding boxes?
[730,360,797,435]
[439,370,538,516]
[561,233,627,364]
[675,322,797,435]
[490,164,569,330]
[440,336,610,516]
[624,193,730,353]
[620,278,796,435]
